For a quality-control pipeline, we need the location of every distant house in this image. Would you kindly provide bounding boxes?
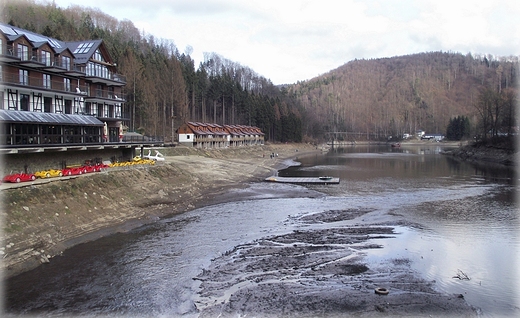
[177,122,264,148]
[421,133,444,141]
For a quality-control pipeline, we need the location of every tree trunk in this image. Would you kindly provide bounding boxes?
[222,94,225,125]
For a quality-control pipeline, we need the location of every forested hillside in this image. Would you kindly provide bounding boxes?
[2,0,517,143]
[1,0,303,142]
[288,52,518,141]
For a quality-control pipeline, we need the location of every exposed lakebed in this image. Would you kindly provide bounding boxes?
[4,144,518,317]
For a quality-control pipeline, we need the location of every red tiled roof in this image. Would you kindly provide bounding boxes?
[183,122,264,136]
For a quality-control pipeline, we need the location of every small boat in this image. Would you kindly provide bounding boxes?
[319,176,333,180]
[391,143,401,148]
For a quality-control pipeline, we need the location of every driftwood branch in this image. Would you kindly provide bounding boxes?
[453,269,470,280]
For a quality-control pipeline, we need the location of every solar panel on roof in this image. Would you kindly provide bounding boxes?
[73,43,85,54]
[0,24,62,48]
[74,42,94,54]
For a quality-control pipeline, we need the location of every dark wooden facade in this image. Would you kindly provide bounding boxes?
[0,22,127,149]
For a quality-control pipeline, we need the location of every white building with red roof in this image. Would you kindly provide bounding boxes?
[177,122,264,148]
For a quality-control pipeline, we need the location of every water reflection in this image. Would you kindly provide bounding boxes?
[285,144,519,316]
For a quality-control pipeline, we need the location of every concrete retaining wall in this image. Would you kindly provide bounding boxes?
[1,148,134,176]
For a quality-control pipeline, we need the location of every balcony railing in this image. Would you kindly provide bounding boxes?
[90,87,126,101]
[68,64,86,74]
[1,45,18,59]
[194,136,228,142]
[1,74,126,101]
[121,135,164,143]
[85,68,126,84]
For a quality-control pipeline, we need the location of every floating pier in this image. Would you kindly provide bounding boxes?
[265,176,340,184]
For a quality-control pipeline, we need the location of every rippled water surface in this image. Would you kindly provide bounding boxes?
[5,144,519,317]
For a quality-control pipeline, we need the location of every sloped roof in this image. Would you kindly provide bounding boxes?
[184,122,264,136]
[65,40,104,64]
[0,109,103,126]
[0,22,108,65]
[224,124,265,136]
[0,23,63,48]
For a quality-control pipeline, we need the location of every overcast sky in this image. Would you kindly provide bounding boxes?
[51,0,520,84]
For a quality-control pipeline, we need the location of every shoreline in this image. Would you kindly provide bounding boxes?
[1,143,321,278]
[2,142,489,316]
[2,140,516,279]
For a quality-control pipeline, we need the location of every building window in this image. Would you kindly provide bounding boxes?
[44,97,52,112]
[20,94,29,111]
[13,123,38,145]
[43,74,51,89]
[93,49,104,62]
[73,42,94,54]
[64,126,82,143]
[64,99,72,114]
[61,56,71,70]
[84,126,100,143]
[114,102,121,118]
[18,44,29,60]
[64,78,71,92]
[97,103,104,117]
[19,69,28,85]
[42,124,61,144]
[41,50,51,66]
[87,61,109,79]
[96,84,103,97]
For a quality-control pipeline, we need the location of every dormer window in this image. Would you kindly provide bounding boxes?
[18,44,29,60]
[61,55,70,70]
[41,50,51,66]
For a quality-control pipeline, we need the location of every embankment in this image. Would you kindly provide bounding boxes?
[442,137,518,166]
[1,143,320,278]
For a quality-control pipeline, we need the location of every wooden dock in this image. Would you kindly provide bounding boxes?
[265,176,340,184]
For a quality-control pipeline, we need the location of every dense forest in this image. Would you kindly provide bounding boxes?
[2,0,518,143]
[1,0,303,143]
[288,52,518,141]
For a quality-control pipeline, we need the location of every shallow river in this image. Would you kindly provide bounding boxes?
[5,144,519,317]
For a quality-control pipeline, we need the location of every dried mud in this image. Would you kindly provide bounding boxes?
[195,209,477,317]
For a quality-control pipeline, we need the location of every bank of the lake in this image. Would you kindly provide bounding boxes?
[1,143,320,278]
[441,137,518,166]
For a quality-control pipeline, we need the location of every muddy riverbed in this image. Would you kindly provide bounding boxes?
[195,208,474,317]
[3,143,518,317]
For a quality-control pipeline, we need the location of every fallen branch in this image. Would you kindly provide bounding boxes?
[453,269,470,280]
